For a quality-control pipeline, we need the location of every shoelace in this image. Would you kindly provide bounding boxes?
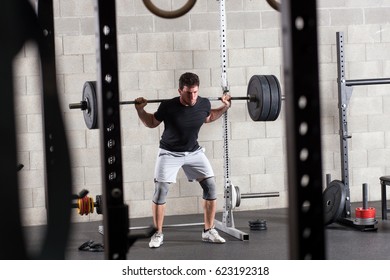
[152,233,163,240]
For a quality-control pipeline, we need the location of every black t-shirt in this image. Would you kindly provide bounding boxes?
[154,96,211,152]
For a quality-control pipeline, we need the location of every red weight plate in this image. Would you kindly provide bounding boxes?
[355,207,376,219]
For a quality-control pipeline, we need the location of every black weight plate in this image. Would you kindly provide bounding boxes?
[82,81,98,129]
[246,76,261,121]
[247,75,271,121]
[95,195,103,215]
[323,180,346,225]
[265,75,282,121]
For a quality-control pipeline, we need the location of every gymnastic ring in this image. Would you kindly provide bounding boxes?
[266,0,281,12]
[143,0,196,19]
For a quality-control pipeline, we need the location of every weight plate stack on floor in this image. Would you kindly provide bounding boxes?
[249,219,267,230]
[355,207,376,225]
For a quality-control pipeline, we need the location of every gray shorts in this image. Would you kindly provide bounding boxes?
[154,147,214,183]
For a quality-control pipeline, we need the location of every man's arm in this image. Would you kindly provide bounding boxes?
[135,97,161,128]
[205,94,231,123]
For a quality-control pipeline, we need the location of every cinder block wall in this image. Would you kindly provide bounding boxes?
[14,0,390,226]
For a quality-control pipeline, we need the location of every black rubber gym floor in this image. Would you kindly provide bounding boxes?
[24,201,390,260]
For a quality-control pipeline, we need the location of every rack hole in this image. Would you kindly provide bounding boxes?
[295,16,305,30]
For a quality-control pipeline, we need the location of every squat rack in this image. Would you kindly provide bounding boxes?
[214,0,249,241]
[323,31,389,231]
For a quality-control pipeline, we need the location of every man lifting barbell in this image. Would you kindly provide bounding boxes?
[68,73,282,245]
[135,72,230,248]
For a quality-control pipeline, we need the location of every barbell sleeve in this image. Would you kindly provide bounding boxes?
[69,101,87,110]
[345,78,390,87]
[240,191,280,199]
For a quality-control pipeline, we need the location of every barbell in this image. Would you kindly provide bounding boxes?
[72,185,279,216]
[69,74,283,129]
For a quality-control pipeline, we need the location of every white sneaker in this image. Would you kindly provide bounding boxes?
[149,232,164,248]
[202,228,226,243]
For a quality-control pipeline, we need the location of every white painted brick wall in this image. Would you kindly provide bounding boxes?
[12,0,390,226]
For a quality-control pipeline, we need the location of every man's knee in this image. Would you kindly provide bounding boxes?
[199,177,217,200]
[153,181,170,204]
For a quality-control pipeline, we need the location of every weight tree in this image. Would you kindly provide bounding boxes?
[322,31,384,231]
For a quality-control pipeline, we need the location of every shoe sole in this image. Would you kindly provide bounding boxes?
[202,238,225,244]
[149,241,163,248]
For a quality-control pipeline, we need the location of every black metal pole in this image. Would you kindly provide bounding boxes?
[38,0,73,259]
[0,0,27,259]
[282,0,326,259]
[362,183,368,210]
[95,0,129,260]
